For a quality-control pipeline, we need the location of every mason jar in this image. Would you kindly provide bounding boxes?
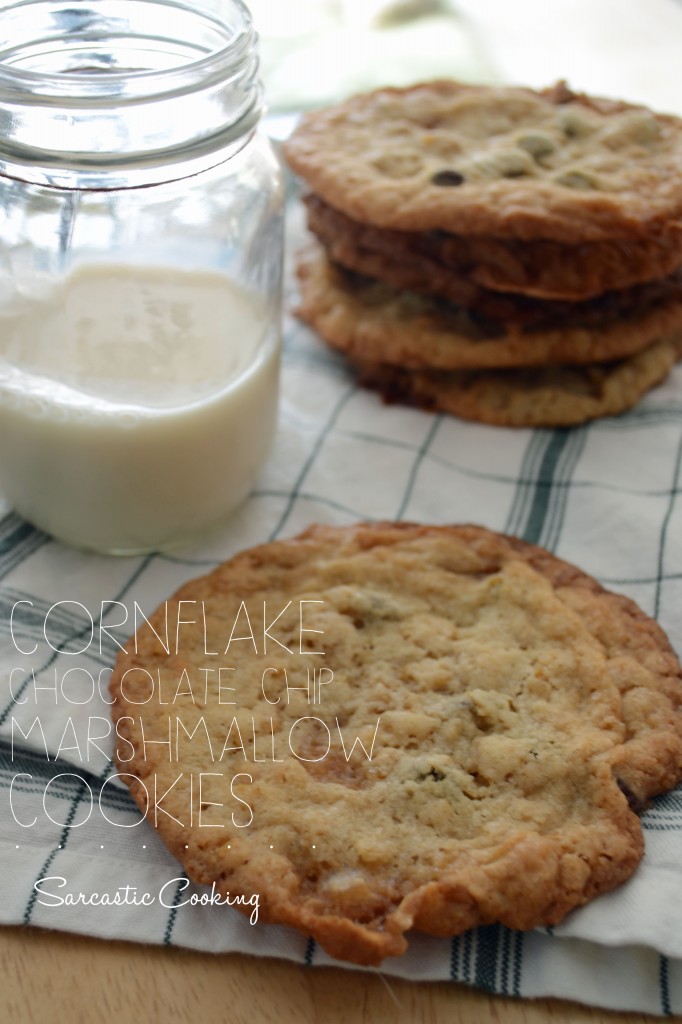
[0,0,284,554]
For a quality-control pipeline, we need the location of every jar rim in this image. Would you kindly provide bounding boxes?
[0,0,264,185]
[0,0,256,104]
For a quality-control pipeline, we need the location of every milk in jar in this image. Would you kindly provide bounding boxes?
[0,263,279,552]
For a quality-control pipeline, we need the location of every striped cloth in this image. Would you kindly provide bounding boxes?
[2,185,682,1017]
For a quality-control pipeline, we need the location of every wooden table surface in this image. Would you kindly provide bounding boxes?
[1,924,666,1024]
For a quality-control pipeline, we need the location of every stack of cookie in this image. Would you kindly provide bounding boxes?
[283,80,682,427]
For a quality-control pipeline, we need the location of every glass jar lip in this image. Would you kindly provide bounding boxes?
[0,0,256,104]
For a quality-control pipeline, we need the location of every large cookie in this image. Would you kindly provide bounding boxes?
[284,81,682,247]
[296,245,682,371]
[353,337,679,428]
[304,192,682,303]
[110,523,682,965]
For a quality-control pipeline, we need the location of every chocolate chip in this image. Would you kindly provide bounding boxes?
[431,169,465,187]
[616,777,648,815]
[417,767,446,782]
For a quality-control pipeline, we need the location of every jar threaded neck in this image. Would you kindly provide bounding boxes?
[0,0,262,187]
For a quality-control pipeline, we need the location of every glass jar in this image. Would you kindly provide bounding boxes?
[0,0,284,554]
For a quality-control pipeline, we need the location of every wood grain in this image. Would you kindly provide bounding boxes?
[0,925,665,1024]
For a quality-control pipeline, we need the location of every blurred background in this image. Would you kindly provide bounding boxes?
[249,0,682,118]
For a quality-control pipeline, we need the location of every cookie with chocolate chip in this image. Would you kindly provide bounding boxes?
[351,337,680,427]
[296,244,682,373]
[303,192,682,305]
[110,522,682,965]
[284,80,682,260]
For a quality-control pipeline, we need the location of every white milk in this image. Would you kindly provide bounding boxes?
[0,263,279,552]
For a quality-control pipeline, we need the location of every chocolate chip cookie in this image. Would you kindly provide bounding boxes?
[110,523,682,964]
